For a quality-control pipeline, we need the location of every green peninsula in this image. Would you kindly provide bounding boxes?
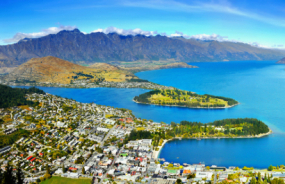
[134,89,238,108]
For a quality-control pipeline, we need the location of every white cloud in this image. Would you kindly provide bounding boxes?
[189,33,228,41]
[3,25,77,43]
[92,26,158,36]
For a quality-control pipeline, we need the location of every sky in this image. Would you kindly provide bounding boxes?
[1,0,285,48]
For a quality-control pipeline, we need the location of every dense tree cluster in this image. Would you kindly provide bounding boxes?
[0,84,45,108]
[134,89,238,108]
[0,129,30,148]
[125,130,166,147]
[209,118,269,135]
[127,130,152,140]
[168,118,269,137]
[0,163,24,184]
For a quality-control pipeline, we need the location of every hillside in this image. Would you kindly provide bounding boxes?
[88,63,120,71]
[1,56,137,84]
[0,84,44,108]
[277,57,285,64]
[0,29,284,68]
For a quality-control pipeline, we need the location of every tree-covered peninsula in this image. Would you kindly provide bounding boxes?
[0,84,45,108]
[134,89,238,108]
[125,118,270,145]
[168,118,270,138]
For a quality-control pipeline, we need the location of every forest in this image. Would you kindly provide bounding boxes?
[134,89,238,108]
[0,84,45,108]
[167,118,269,138]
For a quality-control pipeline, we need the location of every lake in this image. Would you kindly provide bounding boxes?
[15,60,285,168]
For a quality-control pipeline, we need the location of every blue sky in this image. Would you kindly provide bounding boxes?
[1,0,285,48]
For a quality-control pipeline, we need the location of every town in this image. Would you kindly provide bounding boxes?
[0,80,176,91]
[0,92,282,184]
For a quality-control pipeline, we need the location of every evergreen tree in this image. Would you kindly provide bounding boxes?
[0,169,3,184]
[46,164,50,174]
[44,164,51,179]
[176,179,182,184]
[16,164,24,184]
[250,177,257,184]
[82,167,85,174]
[62,164,66,173]
[2,163,16,184]
[257,172,262,184]
[264,173,268,182]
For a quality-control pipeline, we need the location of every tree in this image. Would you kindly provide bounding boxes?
[271,178,285,184]
[0,169,3,184]
[171,122,177,127]
[2,163,16,184]
[176,179,182,184]
[187,173,196,179]
[44,164,51,180]
[250,177,257,184]
[257,172,262,184]
[82,167,85,174]
[62,164,66,173]
[16,164,25,184]
[46,164,50,174]
[268,165,274,171]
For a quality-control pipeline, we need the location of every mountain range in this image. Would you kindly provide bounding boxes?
[0,29,284,68]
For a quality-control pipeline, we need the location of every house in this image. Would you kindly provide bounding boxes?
[219,174,228,180]
[196,172,213,180]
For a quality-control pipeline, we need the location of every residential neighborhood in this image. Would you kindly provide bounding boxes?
[0,93,283,184]
[0,80,176,91]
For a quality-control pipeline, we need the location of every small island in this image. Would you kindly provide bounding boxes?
[134,89,238,108]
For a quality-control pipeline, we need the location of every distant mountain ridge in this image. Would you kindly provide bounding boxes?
[0,28,285,67]
[1,56,137,84]
[277,57,285,64]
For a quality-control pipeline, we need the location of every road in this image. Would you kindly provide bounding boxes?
[100,124,117,146]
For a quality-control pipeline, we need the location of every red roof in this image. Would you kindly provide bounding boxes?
[27,156,33,160]
[135,157,143,162]
[30,157,36,162]
[69,167,77,171]
[39,152,43,156]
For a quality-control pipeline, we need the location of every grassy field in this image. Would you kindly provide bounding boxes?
[40,176,91,184]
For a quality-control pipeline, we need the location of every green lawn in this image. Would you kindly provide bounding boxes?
[40,176,91,184]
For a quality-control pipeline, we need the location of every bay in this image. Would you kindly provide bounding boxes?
[15,60,285,168]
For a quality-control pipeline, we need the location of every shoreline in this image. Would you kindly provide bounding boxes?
[155,128,272,159]
[133,99,239,109]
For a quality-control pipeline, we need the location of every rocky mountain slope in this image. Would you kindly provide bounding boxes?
[277,57,285,64]
[1,56,137,84]
[0,29,284,68]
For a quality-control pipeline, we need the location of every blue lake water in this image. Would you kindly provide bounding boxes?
[15,60,285,168]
